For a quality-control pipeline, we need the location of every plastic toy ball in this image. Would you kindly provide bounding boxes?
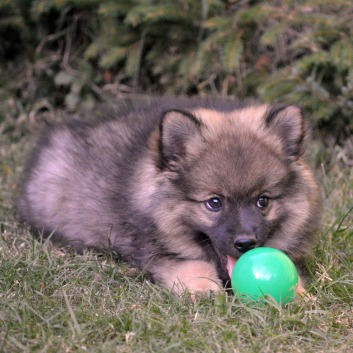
[231,247,298,304]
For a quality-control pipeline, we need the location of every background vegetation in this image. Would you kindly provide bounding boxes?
[1,0,353,137]
[1,0,353,352]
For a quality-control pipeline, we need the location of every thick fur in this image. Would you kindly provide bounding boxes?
[18,98,321,295]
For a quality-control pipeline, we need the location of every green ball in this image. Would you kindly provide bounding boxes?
[231,247,298,304]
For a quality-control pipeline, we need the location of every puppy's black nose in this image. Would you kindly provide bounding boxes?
[234,237,256,253]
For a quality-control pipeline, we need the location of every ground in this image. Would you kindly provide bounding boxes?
[1,111,353,353]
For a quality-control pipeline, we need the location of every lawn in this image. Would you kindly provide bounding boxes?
[1,111,353,353]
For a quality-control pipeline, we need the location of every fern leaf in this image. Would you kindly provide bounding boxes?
[224,35,243,73]
[203,16,231,30]
[99,46,129,69]
[330,39,353,69]
[98,1,132,17]
[125,4,192,27]
[261,22,289,46]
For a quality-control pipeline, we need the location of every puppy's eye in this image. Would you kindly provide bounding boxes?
[205,197,223,212]
[256,196,269,210]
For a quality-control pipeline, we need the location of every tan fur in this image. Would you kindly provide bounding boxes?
[153,260,222,296]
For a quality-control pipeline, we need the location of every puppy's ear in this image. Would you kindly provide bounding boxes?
[157,109,204,170]
[265,104,307,158]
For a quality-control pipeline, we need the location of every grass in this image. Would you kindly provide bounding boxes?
[1,113,353,353]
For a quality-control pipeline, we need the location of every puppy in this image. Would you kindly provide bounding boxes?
[18,98,321,295]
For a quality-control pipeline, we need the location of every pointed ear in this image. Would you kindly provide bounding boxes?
[158,109,204,170]
[265,104,307,158]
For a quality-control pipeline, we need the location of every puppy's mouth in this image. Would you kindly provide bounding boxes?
[195,232,247,279]
[212,244,239,280]
[226,256,237,278]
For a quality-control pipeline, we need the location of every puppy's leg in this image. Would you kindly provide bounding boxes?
[151,259,222,297]
[296,275,306,295]
[296,275,317,303]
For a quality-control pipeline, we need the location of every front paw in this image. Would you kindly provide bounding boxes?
[156,260,222,296]
[296,276,306,295]
[296,276,317,303]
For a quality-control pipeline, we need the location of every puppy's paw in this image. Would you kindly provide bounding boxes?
[296,276,317,304]
[157,260,222,298]
[182,275,222,294]
[296,276,306,295]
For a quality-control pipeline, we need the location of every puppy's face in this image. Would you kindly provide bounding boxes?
[180,132,291,260]
[150,104,319,268]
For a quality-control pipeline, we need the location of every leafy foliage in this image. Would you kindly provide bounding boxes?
[1,0,353,136]
[254,0,353,134]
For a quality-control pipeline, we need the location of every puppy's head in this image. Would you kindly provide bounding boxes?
[149,104,321,275]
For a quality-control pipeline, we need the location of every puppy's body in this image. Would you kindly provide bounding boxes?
[19,98,321,294]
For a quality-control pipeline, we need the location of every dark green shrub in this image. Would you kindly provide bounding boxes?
[253,0,353,134]
[1,0,352,136]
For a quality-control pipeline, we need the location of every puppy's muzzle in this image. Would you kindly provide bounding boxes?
[234,236,257,253]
